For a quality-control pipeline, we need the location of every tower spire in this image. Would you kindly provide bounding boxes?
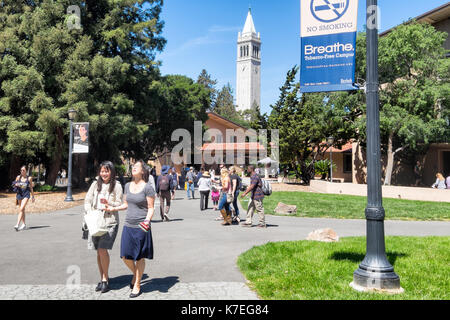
[242,7,256,35]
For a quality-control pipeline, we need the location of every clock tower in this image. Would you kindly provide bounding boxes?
[236,9,261,113]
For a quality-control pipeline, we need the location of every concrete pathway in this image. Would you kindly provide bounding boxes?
[0,189,448,300]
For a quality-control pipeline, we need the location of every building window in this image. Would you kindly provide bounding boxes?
[343,154,352,173]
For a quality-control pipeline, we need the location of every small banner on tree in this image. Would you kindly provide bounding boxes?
[300,0,359,93]
[73,122,89,154]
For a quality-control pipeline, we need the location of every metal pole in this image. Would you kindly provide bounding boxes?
[330,148,333,183]
[351,0,401,291]
[64,120,74,202]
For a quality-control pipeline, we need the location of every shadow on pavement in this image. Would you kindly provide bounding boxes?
[140,276,180,293]
[152,219,184,223]
[330,251,408,266]
[27,226,51,230]
[109,274,151,290]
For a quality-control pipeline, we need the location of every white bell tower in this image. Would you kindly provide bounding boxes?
[236,9,261,113]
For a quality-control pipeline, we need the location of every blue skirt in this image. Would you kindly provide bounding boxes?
[120,226,154,261]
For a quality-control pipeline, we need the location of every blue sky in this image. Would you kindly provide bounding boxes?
[156,0,448,115]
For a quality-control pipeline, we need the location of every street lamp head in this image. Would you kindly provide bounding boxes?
[68,108,77,121]
[327,136,335,146]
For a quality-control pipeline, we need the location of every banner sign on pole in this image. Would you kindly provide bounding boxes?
[300,0,359,93]
[73,122,89,154]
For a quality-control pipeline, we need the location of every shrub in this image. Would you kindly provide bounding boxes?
[34,184,58,192]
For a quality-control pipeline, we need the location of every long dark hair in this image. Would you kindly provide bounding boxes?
[133,160,150,183]
[97,161,116,194]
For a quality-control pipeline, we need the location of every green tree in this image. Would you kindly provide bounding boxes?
[268,66,357,184]
[356,22,449,185]
[0,0,167,186]
[242,101,267,130]
[131,74,210,161]
[196,69,217,110]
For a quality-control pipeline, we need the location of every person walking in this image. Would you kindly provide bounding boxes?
[241,165,266,228]
[105,160,156,298]
[446,173,450,189]
[414,161,422,187]
[218,167,232,226]
[156,165,173,222]
[198,171,211,211]
[196,168,203,188]
[431,173,447,189]
[229,166,242,223]
[186,167,196,199]
[211,179,220,211]
[84,161,123,294]
[170,167,179,197]
[12,166,35,231]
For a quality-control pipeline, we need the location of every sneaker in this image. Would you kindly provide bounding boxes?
[257,224,267,228]
[164,213,170,222]
[95,282,102,292]
[241,223,252,227]
[13,225,19,231]
[17,223,27,231]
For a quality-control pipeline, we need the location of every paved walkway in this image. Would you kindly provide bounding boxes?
[0,189,449,300]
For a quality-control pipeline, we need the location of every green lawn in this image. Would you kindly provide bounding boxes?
[240,191,450,221]
[237,236,450,300]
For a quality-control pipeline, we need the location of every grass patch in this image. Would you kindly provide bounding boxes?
[240,191,450,221]
[237,236,450,300]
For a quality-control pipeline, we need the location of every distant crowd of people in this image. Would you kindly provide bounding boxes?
[10,158,448,299]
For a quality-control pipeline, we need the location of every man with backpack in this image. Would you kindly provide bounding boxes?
[156,165,174,222]
[241,165,266,228]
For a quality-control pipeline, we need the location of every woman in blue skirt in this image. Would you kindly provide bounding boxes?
[105,160,156,298]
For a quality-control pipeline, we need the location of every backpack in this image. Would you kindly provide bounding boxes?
[159,175,170,191]
[260,178,272,196]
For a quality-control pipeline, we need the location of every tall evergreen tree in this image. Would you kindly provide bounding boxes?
[0,0,167,186]
[196,69,217,110]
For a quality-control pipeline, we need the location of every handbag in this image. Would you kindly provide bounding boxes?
[226,192,234,204]
[83,186,108,237]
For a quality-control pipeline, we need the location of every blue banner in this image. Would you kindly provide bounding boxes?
[300,0,359,93]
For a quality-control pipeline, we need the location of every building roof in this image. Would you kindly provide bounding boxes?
[380,2,450,37]
[242,9,257,35]
[206,111,248,131]
[327,142,353,153]
[201,142,266,152]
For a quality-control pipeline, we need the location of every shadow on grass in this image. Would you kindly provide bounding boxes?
[330,251,408,266]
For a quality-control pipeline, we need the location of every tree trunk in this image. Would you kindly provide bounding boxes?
[46,127,64,186]
[9,154,22,183]
[384,133,394,186]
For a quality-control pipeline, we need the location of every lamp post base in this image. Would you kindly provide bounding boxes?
[64,196,74,202]
[352,267,403,293]
[350,281,404,295]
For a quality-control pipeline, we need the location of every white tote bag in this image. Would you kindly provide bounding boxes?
[84,209,108,237]
[83,186,108,237]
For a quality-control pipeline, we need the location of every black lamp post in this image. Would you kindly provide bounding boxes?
[327,136,334,182]
[351,0,402,292]
[64,108,77,202]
